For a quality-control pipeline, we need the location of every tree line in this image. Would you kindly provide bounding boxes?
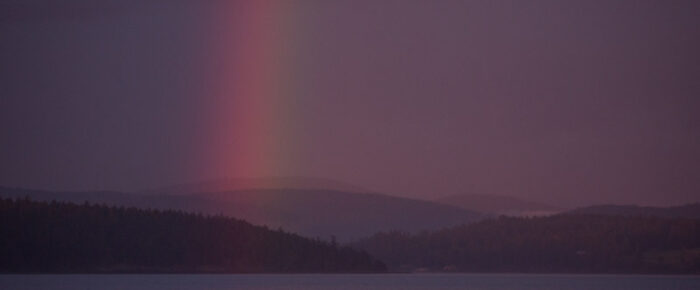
[0,197,386,273]
[352,214,700,274]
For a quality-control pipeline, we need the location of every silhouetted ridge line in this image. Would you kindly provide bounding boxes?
[434,193,562,216]
[353,214,700,274]
[0,197,386,273]
[0,186,482,242]
[147,177,371,195]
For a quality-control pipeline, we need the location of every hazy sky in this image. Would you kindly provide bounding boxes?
[1,0,699,206]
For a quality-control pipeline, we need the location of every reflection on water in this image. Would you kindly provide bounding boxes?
[1,273,699,290]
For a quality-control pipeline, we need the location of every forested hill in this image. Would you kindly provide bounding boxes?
[0,187,481,242]
[0,198,386,273]
[353,214,700,274]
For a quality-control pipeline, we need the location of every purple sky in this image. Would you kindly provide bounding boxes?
[1,0,699,206]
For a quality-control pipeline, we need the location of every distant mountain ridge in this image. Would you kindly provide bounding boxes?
[567,203,700,219]
[434,193,562,216]
[147,177,370,195]
[0,186,482,242]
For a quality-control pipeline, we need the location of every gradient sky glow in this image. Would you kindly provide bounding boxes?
[1,0,699,206]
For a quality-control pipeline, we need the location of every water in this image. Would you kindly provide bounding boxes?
[1,273,699,290]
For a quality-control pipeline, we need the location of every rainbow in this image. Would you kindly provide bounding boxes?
[198,1,299,180]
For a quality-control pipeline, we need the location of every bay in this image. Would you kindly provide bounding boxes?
[1,273,699,290]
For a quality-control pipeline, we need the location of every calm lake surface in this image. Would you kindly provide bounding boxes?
[2,273,699,290]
